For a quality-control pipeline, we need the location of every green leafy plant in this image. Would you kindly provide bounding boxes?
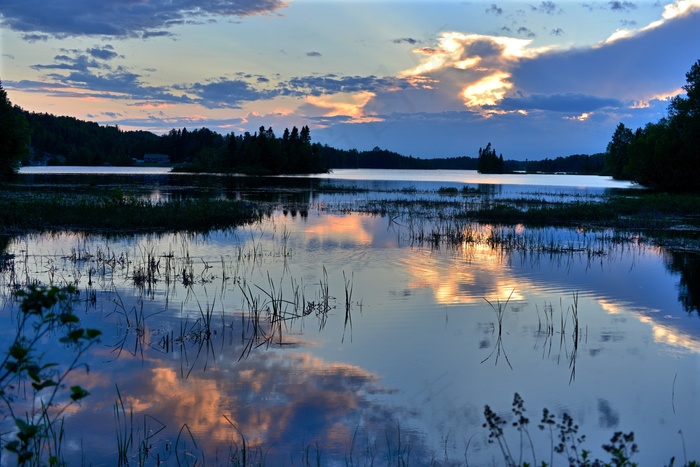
[0,285,101,465]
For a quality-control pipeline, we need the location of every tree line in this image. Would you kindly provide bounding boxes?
[0,81,30,179]
[7,63,696,185]
[604,59,700,191]
[0,84,610,180]
[0,93,326,176]
[318,144,603,174]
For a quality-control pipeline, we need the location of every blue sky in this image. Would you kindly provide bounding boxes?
[1,0,699,160]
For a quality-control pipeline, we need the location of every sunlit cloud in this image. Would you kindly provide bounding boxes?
[404,75,440,89]
[454,57,481,70]
[399,32,553,111]
[304,91,381,123]
[659,0,700,21]
[631,90,679,108]
[603,0,700,44]
[564,112,591,121]
[461,72,513,107]
[94,350,394,457]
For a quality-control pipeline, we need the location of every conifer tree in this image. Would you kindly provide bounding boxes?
[0,82,30,180]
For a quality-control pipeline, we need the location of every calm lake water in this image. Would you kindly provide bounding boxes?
[2,168,697,465]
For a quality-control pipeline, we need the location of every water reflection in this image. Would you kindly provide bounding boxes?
[663,250,700,315]
[304,214,373,246]
[1,173,699,465]
[13,169,630,206]
[65,347,430,465]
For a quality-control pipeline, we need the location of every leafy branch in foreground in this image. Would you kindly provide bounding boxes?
[0,285,101,465]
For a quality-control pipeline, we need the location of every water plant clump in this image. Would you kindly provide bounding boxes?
[0,190,261,234]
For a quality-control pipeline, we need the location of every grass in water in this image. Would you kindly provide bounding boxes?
[0,191,261,234]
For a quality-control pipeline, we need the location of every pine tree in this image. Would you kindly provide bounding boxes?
[0,82,30,180]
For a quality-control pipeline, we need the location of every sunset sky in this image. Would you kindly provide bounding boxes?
[1,0,699,160]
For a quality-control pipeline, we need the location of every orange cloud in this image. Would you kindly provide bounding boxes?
[400,32,552,110]
[304,91,382,123]
[129,102,174,109]
[461,71,513,107]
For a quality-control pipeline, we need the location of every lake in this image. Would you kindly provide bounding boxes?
[2,168,697,465]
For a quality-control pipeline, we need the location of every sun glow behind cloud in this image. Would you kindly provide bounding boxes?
[461,72,513,107]
[399,32,554,111]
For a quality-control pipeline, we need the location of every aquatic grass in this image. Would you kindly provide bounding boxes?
[481,289,515,369]
[114,385,134,466]
[0,192,261,234]
[384,422,411,467]
[342,270,353,343]
[175,423,203,466]
[0,285,685,467]
[331,190,700,246]
[319,265,331,315]
[569,291,580,384]
[437,186,459,196]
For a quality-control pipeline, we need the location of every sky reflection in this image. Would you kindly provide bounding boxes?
[1,201,699,464]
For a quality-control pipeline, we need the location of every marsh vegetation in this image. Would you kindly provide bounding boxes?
[1,169,699,465]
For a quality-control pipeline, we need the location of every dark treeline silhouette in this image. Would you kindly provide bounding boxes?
[319,145,480,170]
[160,127,224,165]
[476,143,505,174]
[21,111,325,174]
[25,112,159,166]
[0,81,30,180]
[320,143,603,174]
[512,153,605,174]
[209,125,325,174]
[0,79,616,178]
[604,59,700,191]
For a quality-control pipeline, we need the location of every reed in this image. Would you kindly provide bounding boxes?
[481,289,515,369]
[114,385,134,466]
[569,291,580,384]
[342,270,353,343]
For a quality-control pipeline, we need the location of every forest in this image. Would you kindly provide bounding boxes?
[604,59,700,191]
[0,96,606,178]
[1,58,698,187]
[0,93,603,178]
